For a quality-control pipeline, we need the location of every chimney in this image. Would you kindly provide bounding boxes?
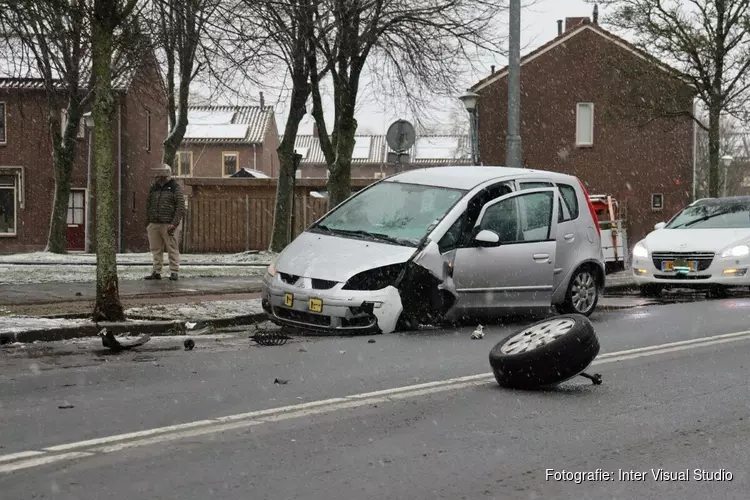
[593,4,599,24]
[313,123,319,138]
[259,91,265,109]
[565,16,590,32]
[557,19,563,36]
[490,65,495,74]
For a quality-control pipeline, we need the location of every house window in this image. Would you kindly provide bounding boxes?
[0,102,6,144]
[0,175,16,235]
[146,110,151,152]
[576,102,594,146]
[652,193,664,211]
[60,109,85,139]
[177,151,193,176]
[223,152,238,176]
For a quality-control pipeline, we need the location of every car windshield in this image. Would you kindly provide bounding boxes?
[666,199,750,229]
[310,181,466,246]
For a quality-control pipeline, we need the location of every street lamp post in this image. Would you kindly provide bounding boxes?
[721,155,734,197]
[84,112,94,253]
[506,0,523,168]
[458,90,480,165]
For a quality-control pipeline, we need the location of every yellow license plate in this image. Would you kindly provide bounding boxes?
[283,293,294,307]
[309,298,323,313]
[663,260,697,271]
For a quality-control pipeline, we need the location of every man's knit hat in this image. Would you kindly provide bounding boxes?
[151,164,172,176]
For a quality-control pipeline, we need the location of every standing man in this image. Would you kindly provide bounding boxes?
[145,164,185,281]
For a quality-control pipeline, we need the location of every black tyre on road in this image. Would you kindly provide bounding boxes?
[489,314,600,389]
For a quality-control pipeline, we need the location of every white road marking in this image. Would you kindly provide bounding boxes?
[0,451,45,463]
[2,329,750,473]
[0,452,92,473]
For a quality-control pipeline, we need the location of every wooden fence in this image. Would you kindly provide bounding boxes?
[182,195,330,253]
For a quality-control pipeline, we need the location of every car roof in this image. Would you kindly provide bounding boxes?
[383,166,578,190]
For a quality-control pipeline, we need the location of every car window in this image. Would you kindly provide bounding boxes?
[666,199,750,229]
[558,184,579,220]
[519,181,570,223]
[438,212,467,253]
[313,181,466,246]
[478,191,554,243]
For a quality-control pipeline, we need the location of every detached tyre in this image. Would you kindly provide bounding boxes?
[489,314,600,389]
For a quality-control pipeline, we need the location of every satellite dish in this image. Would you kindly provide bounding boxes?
[386,119,416,152]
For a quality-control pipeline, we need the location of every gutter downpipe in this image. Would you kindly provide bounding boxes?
[117,100,123,253]
[692,98,697,201]
[85,127,93,253]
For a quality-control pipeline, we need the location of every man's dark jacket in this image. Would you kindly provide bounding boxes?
[147,179,185,226]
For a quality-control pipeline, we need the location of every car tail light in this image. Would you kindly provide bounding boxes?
[578,179,601,238]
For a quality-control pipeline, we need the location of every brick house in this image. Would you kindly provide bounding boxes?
[290,128,471,179]
[470,15,696,247]
[176,103,279,179]
[0,51,167,253]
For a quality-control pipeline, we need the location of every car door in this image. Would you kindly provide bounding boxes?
[450,188,559,310]
[517,178,578,292]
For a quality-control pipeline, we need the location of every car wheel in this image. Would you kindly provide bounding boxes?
[556,267,599,316]
[489,315,600,389]
[639,284,662,297]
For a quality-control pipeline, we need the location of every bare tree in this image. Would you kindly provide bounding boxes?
[694,115,745,197]
[91,0,140,321]
[241,0,330,252]
[593,0,750,197]
[0,0,91,254]
[307,0,507,208]
[147,0,219,169]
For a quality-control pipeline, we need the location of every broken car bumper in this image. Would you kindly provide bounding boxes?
[261,274,403,334]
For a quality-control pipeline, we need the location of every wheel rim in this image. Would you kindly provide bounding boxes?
[571,271,597,313]
[500,318,576,355]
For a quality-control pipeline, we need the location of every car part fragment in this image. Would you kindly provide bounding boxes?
[488,314,601,389]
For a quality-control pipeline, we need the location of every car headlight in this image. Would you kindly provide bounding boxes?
[267,258,278,277]
[721,245,750,258]
[633,242,648,258]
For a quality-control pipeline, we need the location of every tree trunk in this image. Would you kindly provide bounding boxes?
[46,107,83,254]
[162,81,190,168]
[326,92,357,210]
[92,0,125,322]
[269,83,309,252]
[707,103,721,197]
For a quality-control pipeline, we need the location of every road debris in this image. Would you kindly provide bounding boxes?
[274,378,289,385]
[471,325,484,339]
[99,329,151,352]
[184,338,195,350]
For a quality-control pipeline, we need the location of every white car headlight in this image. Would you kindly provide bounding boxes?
[633,242,648,258]
[721,245,750,258]
[267,258,278,277]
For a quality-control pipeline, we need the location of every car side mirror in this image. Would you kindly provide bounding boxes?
[474,229,500,246]
[654,222,666,230]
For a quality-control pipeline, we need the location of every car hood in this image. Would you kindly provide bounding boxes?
[644,228,750,252]
[275,231,417,282]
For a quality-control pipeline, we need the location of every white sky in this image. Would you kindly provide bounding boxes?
[194,0,603,136]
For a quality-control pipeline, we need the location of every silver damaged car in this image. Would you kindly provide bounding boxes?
[261,166,606,334]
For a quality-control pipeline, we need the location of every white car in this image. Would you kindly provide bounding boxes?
[631,196,750,297]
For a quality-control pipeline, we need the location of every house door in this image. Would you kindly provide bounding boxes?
[66,189,86,251]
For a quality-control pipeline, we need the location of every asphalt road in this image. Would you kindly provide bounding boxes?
[1,297,750,499]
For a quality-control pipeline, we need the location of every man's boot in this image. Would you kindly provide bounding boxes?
[145,272,161,280]
[169,272,178,281]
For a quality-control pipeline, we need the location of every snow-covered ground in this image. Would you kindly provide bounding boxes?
[0,316,93,334]
[126,298,265,321]
[0,299,265,335]
[0,264,266,285]
[0,251,276,265]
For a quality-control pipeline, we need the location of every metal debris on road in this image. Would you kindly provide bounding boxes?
[274,378,289,385]
[368,339,376,343]
[58,403,75,409]
[471,325,484,339]
[99,329,151,352]
[250,331,291,346]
